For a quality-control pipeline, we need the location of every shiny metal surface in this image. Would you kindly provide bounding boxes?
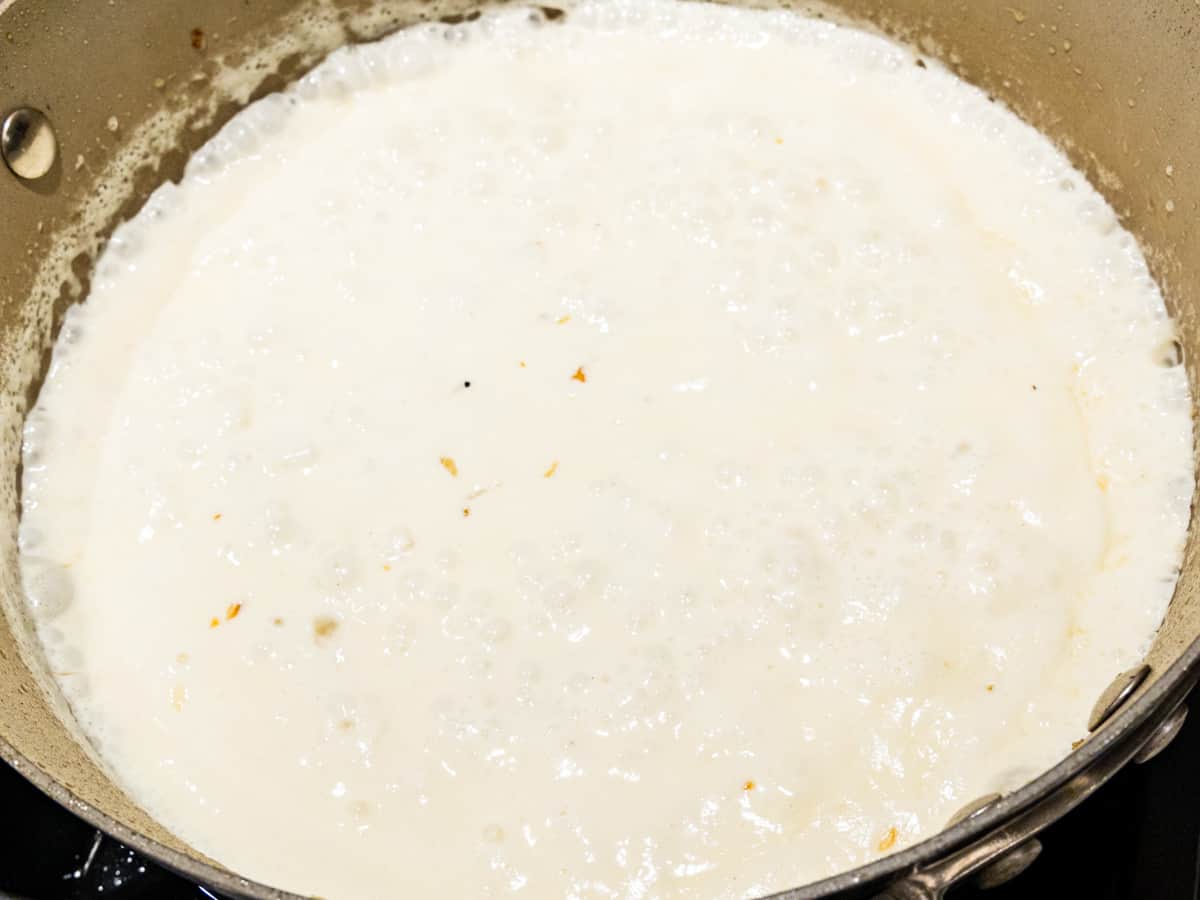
[1,107,56,181]
[1133,703,1189,765]
[945,793,1003,829]
[1088,664,1152,732]
[972,839,1042,890]
[0,2,1196,900]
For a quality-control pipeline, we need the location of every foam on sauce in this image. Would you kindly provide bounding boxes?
[19,2,1194,897]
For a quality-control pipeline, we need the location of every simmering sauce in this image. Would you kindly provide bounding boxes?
[19,2,1193,897]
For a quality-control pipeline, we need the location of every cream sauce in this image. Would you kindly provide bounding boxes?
[19,2,1193,897]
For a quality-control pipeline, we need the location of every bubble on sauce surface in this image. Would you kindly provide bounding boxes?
[22,557,74,621]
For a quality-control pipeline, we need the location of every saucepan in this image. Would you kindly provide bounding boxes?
[0,1,1195,898]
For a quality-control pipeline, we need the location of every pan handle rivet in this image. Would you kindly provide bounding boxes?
[945,792,1003,828]
[1134,703,1188,764]
[2,107,58,181]
[974,838,1043,890]
[1087,663,1151,732]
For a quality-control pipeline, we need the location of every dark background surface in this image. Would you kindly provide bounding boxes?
[1,690,1197,900]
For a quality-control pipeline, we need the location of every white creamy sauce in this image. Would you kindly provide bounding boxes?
[19,2,1194,897]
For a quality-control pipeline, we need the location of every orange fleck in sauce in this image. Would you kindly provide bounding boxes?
[775,137,784,145]
[212,513,222,521]
[878,827,898,852]
[209,617,220,629]
[272,617,284,626]
[440,456,459,477]
[226,602,242,620]
[986,683,995,692]
[544,461,559,478]
[572,366,587,383]
[1096,474,1110,491]
[313,617,339,640]
[519,360,527,368]
[557,315,571,325]
[383,564,392,572]
[743,780,755,791]
[463,507,471,518]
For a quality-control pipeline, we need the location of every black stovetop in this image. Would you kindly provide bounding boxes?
[3,690,1197,900]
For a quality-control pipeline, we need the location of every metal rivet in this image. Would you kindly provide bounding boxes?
[1087,663,1150,732]
[2,107,58,180]
[975,838,1042,890]
[1133,703,1188,765]
[946,792,1003,828]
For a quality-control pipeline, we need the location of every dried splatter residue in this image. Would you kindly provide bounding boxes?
[313,616,339,640]
[1071,738,1085,750]
[878,826,898,852]
[226,602,242,621]
[190,27,206,50]
[572,366,587,383]
[440,456,459,477]
[544,461,559,478]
